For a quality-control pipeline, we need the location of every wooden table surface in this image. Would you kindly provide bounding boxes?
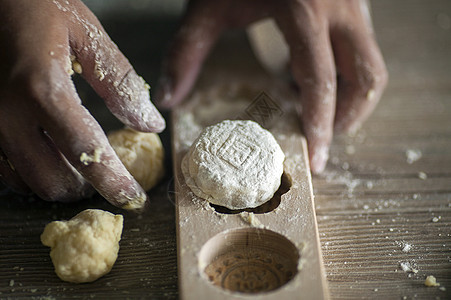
[1,0,450,299]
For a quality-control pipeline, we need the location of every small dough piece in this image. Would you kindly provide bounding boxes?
[424,275,440,287]
[41,209,123,283]
[108,128,165,191]
[182,120,284,209]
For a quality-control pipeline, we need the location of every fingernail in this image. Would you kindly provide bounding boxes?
[335,121,362,136]
[347,122,362,136]
[154,75,173,109]
[150,105,166,132]
[141,102,166,133]
[310,145,329,174]
[120,190,148,212]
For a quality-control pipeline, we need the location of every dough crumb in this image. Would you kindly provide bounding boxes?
[41,209,123,283]
[240,212,264,228]
[94,62,106,81]
[70,55,83,74]
[108,128,165,191]
[424,275,440,287]
[79,148,103,166]
[366,89,376,101]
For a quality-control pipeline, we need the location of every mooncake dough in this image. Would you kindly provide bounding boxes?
[182,120,284,209]
[40,209,123,283]
[108,128,165,191]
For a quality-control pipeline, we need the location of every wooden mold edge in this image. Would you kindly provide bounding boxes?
[171,115,330,299]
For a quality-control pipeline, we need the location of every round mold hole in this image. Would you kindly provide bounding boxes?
[199,228,300,295]
[209,172,292,215]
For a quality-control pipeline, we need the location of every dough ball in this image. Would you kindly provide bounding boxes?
[108,128,165,191]
[40,209,123,283]
[182,120,285,210]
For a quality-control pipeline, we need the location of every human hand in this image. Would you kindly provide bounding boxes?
[157,0,388,173]
[0,0,165,210]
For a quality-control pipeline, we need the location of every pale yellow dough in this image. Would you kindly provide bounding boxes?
[108,128,165,191]
[40,209,123,283]
[424,275,440,287]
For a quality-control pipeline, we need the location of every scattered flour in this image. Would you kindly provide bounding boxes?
[399,261,418,273]
[395,240,412,252]
[432,216,441,222]
[400,241,412,252]
[405,149,422,164]
[418,172,428,180]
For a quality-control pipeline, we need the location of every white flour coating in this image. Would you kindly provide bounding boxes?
[182,120,285,210]
[51,0,162,130]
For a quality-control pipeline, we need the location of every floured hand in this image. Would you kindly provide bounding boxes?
[156,0,387,174]
[0,0,165,210]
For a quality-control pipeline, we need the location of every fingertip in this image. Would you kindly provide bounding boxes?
[309,144,329,174]
[118,190,149,212]
[151,114,166,133]
[154,75,176,109]
[334,114,362,135]
[101,71,167,133]
[99,175,149,211]
[140,103,166,133]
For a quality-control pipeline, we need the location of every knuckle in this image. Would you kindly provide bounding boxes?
[291,0,323,17]
[36,179,91,203]
[12,62,73,107]
[14,71,54,105]
[37,186,77,202]
[357,63,389,95]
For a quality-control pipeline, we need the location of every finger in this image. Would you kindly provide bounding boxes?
[33,70,149,210]
[0,113,92,202]
[275,3,336,174]
[331,6,388,133]
[155,0,226,108]
[66,1,165,133]
[0,148,30,194]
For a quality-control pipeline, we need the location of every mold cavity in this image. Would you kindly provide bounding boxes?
[210,172,292,214]
[199,228,300,294]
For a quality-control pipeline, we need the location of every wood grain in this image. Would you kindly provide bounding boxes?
[0,0,450,299]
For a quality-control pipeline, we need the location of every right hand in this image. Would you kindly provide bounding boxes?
[0,0,165,210]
